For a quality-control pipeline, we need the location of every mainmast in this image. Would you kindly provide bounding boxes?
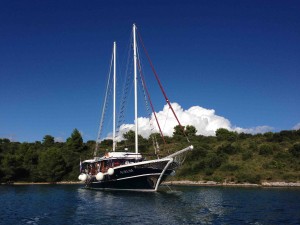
[133,24,138,154]
[113,41,116,151]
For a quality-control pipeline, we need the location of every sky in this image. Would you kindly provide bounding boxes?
[1,0,299,142]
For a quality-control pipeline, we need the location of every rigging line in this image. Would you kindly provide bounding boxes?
[96,68,113,147]
[98,73,113,141]
[136,49,159,153]
[136,51,166,146]
[136,41,165,142]
[136,29,190,143]
[94,46,114,156]
[119,30,133,94]
[117,33,134,132]
[117,69,134,130]
[136,46,152,124]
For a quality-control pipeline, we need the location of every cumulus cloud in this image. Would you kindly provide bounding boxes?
[292,123,300,130]
[114,102,273,139]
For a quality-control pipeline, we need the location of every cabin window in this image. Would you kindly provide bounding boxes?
[113,160,120,167]
[100,161,107,173]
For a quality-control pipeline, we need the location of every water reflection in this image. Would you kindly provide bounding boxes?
[196,188,227,223]
[74,186,229,224]
[155,187,228,224]
[1,185,300,225]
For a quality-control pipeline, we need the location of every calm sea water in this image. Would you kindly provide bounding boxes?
[0,184,299,225]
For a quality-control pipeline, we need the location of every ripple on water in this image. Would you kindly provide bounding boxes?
[1,185,300,225]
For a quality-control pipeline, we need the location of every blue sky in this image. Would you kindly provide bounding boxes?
[1,0,299,142]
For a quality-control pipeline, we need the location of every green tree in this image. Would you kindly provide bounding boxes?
[215,128,238,141]
[1,154,18,181]
[122,130,148,152]
[43,135,55,147]
[23,146,39,181]
[186,125,197,137]
[173,125,185,136]
[238,132,252,139]
[66,129,83,152]
[1,153,27,182]
[38,147,67,182]
[62,129,87,180]
[123,130,135,143]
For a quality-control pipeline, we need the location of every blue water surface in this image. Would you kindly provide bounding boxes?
[0,184,299,224]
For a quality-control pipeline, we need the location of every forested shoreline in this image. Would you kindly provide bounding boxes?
[1,127,299,184]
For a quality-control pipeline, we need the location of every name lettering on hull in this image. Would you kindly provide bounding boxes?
[120,169,134,174]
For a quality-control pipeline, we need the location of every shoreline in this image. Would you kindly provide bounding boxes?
[2,180,300,187]
[164,180,300,187]
[1,181,82,185]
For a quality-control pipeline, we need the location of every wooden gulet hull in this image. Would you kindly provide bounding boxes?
[84,158,176,192]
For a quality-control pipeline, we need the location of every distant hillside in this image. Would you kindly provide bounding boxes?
[174,128,300,183]
[1,128,299,184]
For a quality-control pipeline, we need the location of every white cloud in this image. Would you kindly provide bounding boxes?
[151,103,232,137]
[54,137,65,143]
[114,102,273,139]
[0,134,17,142]
[292,122,300,130]
[234,126,273,134]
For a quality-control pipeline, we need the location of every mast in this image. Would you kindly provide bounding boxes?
[133,24,138,154]
[113,41,116,151]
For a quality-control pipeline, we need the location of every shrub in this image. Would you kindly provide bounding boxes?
[242,150,253,160]
[191,160,206,171]
[186,146,208,161]
[289,143,300,157]
[274,151,291,160]
[205,152,227,169]
[212,176,223,182]
[220,163,239,171]
[204,168,214,176]
[249,141,258,151]
[217,144,237,155]
[259,144,273,156]
[283,173,300,182]
[236,173,261,184]
[262,160,285,169]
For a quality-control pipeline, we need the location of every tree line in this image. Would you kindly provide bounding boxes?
[0,127,299,184]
